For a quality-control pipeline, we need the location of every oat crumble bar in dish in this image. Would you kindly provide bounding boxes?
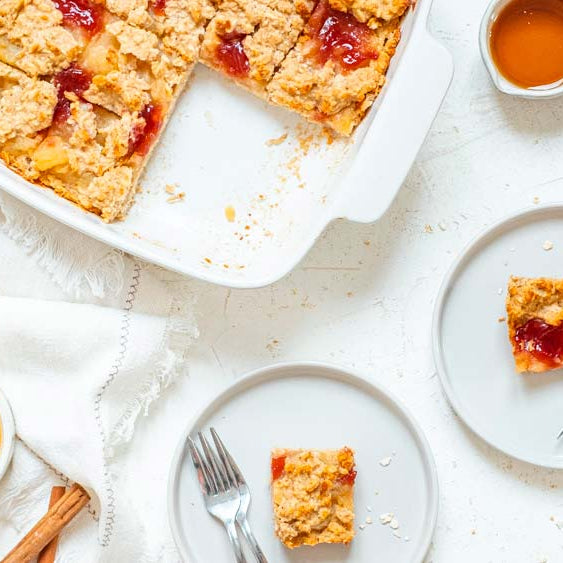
[267,0,406,135]
[0,0,412,220]
[0,0,213,221]
[506,276,563,373]
[271,447,356,548]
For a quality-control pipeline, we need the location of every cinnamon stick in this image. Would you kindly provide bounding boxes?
[2,484,90,563]
[37,486,66,563]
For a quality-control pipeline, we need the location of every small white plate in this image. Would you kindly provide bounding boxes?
[433,205,563,468]
[168,362,438,563]
[0,388,15,481]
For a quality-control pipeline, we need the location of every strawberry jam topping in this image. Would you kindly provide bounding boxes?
[306,0,379,70]
[129,104,163,156]
[216,32,250,77]
[338,468,357,486]
[514,318,563,368]
[53,0,104,38]
[271,455,286,480]
[52,65,92,125]
[150,0,166,16]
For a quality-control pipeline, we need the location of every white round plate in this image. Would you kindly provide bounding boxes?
[0,388,15,482]
[433,205,563,468]
[168,362,438,563]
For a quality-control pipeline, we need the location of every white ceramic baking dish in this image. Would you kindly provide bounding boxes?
[0,0,452,288]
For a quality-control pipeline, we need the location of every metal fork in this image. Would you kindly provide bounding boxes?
[188,433,246,563]
[210,428,268,563]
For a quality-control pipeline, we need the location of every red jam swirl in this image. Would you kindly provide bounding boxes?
[338,468,357,486]
[216,32,250,77]
[271,455,286,480]
[306,0,379,69]
[52,0,104,37]
[150,0,166,16]
[128,104,163,156]
[514,318,563,367]
[52,65,92,125]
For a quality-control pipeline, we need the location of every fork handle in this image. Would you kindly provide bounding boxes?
[225,520,247,563]
[238,517,268,563]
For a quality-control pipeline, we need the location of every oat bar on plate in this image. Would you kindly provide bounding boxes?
[271,447,356,548]
[506,276,563,373]
[0,0,214,221]
[267,0,404,135]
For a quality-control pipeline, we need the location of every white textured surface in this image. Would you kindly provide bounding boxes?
[3,0,563,561]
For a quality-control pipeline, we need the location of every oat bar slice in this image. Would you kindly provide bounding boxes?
[506,276,563,373]
[267,0,401,135]
[271,447,356,548]
[200,0,316,97]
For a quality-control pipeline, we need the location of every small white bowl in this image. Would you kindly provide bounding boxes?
[479,0,563,99]
[0,389,15,482]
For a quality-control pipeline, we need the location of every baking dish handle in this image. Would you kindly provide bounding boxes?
[332,28,453,224]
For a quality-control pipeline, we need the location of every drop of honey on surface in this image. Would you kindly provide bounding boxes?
[490,0,563,88]
[225,205,236,222]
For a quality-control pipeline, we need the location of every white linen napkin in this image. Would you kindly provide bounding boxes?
[0,192,198,561]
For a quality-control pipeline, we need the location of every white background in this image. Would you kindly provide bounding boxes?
[141,0,563,560]
[3,0,563,560]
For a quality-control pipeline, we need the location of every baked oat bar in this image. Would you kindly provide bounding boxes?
[200,0,316,96]
[267,0,402,135]
[506,276,563,373]
[271,447,356,548]
[0,0,214,221]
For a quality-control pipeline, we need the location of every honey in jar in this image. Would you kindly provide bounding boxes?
[490,0,563,88]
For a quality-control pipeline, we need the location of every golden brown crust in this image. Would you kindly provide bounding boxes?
[271,447,355,548]
[267,16,401,135]
[328,0,410,27]
[506,276,563,373]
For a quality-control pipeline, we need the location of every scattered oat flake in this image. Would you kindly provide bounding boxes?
[404,536,410,542]
[393,531,402,539]
[167,192,185,203]
[438,221,447,231]
[225,205,236,222]
[379,456,392,467]
[424,224,434,233]
[498,316,506,323]
[359,524,366,530]
[266,132,288,146]
[390,518,399,530]
[165,184,175,194]
[379,513,394,525]
[543,240,554,251]
[533,196,540,204]
[365,517,373,525]
[321,127,336,145]
[497,287,503,295]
